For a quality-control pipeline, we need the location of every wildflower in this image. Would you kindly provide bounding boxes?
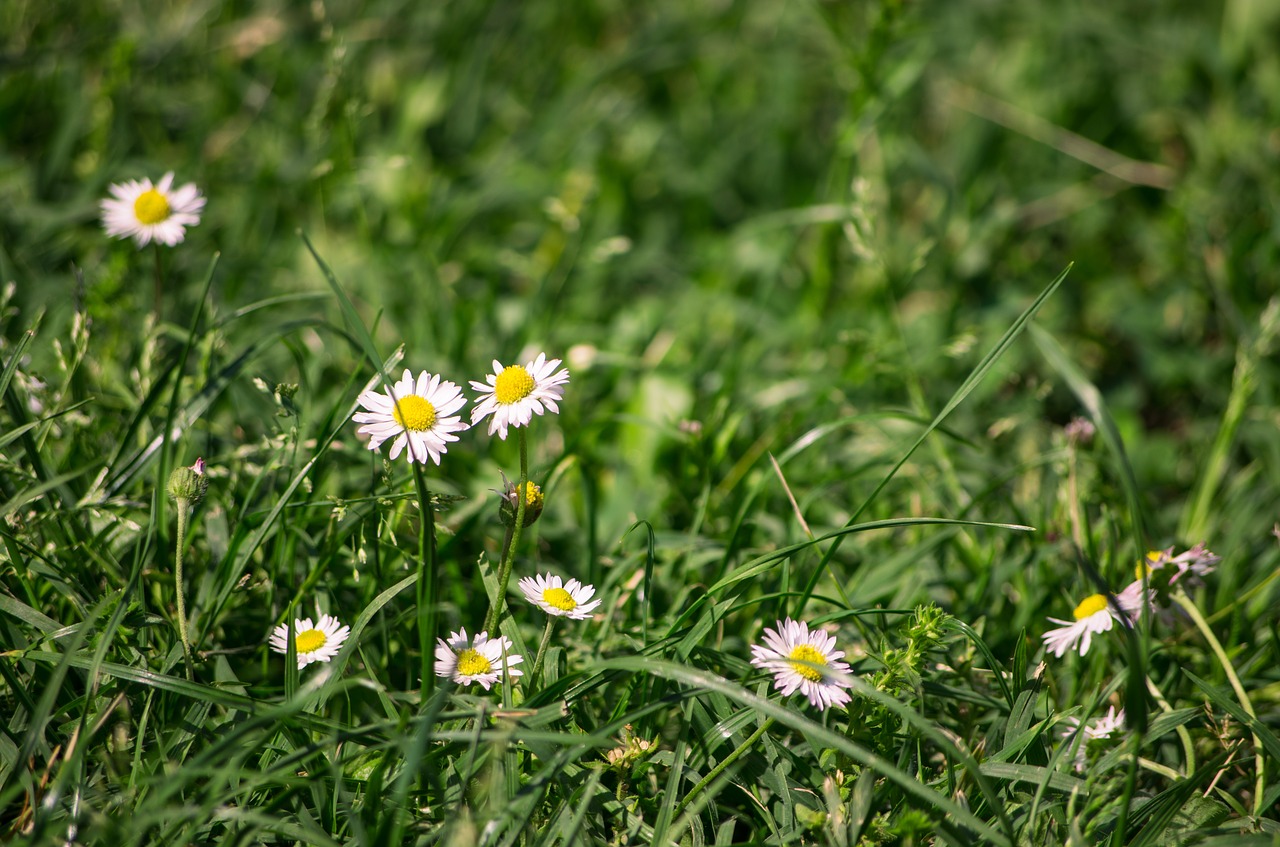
[1118,543,1221,615]
[1161,543,1220,587]
[604,724,655,768]
[269,614,351,670]
[101,172,206,247]
[434,628,524,689]
[353,370,468,465]
[750,618,854,711]
[166,457,209,505]
[1064,416,1096,445]
[1041,593,1131,658]
[500,475,545,527]
[518,573,601,619]
[1059,705,1125,771]
[470,353,569,439]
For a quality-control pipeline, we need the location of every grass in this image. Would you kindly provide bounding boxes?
[2,0,1279,844]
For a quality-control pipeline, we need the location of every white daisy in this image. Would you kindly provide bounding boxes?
[518,573,601,620]
[353,369,468,465]
[749,618,854,711]
[100,172,206,247]
[469,353,569,439]
[1041,593,1130,658]
[1059,706,1125,771]
[269,614,350,670]
[434,628,524,690]
[1163,543,1220,587]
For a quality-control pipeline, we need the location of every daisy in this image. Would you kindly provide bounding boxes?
[269,614,350,670]
[100,172,206,247]
[518,573,601,620]
[1119,543,1221,612]
[353,370,468,465]
[499,475,545,527]
[1059,705,1125,771]
[434,628,524,690]
[469,353,570,439]
[750,618,854,711]
[1163,543,1220,587]
[1041,593,1130,658]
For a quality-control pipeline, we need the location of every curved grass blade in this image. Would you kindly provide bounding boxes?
[800,264,1070,606]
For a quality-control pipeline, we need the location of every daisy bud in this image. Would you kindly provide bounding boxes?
[167,458,209,506]
[500,479,544,527]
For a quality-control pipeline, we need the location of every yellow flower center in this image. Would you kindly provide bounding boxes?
[456,648,492,677]
[392,395,437,432]
[1073,593,1108,620]
[133,189,171,225]
[494,365,535,405]
[787,644,828,682]
[519,481,543,508]
[542,587,577,611]
[296,628,327,653]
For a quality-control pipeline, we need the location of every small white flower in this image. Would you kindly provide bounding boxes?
[434,628,524,690]
[1041,593,1130,658]
[1163,543,1220,586]
[469,353,569,439]
[1059,705,1125,771]
[269,614,350,670]
[750,618,854,711]
[518,573,601,620]
[353,369,468,465]
[100,172,206,247]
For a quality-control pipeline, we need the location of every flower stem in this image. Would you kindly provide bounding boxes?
[484,429,529,635]
[530,616,556,686]
[1172,588,1265,816]
[152,246,164,321]
[173,498,194,679]
[1144,674,1196,774]
[413,464,439,704]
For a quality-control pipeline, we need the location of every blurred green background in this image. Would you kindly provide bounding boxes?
[3,0,1279,612]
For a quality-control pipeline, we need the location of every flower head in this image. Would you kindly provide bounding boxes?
[1041,593,1131,658]
[518,573,601,619]
[1160,543,1220,587]
[166,457,209,505]
[269,614,350,670]
[101,172,205,247]
[353,370,468,465]
[750,618,853,710]
[1064,416,1096,445]
[1059,705,1125,771]
[500,475,545,527]
[469,353,569,439]
[434,628,524,689]
[1119,543,1221,615]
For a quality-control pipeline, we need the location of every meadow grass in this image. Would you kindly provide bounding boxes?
[2,1,1279,844]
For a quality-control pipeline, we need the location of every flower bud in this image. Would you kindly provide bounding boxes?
[500,478,544,528]
[167,458,209,505]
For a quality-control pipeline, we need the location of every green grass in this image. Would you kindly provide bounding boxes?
[3,0,1280,844]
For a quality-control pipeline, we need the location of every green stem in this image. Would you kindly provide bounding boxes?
[530,616,556,686]
[413,464,439,704]
[1145,675,1196,775]
[153,246,164,321]
[173,498,194,679]
[676,717,775,818]
[484,430,529,635]
[1172,588,1265,817]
